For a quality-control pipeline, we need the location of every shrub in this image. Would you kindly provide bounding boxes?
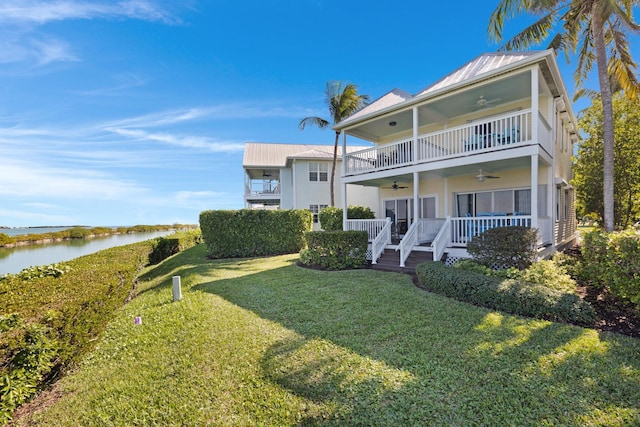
[416,262,596,325]
[467,226,537,270]
[299,230,368,270]
[581,230,640,309]
[149,229,202,265]
[0,233,15,246]
[319,205,376,231]
[200,209,312,258]
[0,314,59,423]
[67,227,92,239]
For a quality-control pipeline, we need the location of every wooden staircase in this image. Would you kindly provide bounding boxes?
[370,249,434,274]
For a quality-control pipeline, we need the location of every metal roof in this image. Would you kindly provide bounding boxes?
[243,142,371,168]
[417,51,540,96]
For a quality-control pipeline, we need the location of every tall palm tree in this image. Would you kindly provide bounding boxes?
[299,81,370,206]
[488,0,640,231]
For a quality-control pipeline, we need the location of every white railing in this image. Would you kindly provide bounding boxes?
[450,215,533,245]
[397,221,419,268]
[344,109,534,176]
[345,137,413,175]
[345,218,390,241]
[245,181,280,196]
[432,217,451,262]
[370,218,392,264]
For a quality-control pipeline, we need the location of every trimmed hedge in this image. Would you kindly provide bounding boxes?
[0,233,196,423]
[467,226,537,269]
[149,229,202,265]
[199,209,312,258]
[415,262,596,325]
[319,205,376,231]
[299,230,368,270]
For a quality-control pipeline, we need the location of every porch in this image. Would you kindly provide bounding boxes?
[344,109,553,177]
[346,215,549,268]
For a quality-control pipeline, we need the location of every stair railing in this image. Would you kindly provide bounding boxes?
[397,221,419,267]
[432,216,451,261]
[371,218,392,264]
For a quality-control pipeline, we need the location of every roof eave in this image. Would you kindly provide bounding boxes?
[334,49,556,132]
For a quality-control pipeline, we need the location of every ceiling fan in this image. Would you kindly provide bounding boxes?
[472,95,501,109]
[383,181,409,191]
[476,169,500,182]
[262,171,272,178]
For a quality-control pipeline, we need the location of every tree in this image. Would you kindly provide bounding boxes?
[488,0,640,231]
[299,81,370,206]
[574,93,640,228]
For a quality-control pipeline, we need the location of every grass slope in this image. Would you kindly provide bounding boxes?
[17,246,640,426]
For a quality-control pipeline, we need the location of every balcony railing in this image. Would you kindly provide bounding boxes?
[245,181,281,197]
[345,109,536,176]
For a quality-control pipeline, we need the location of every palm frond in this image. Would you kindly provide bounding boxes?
[502,12,558,50]
[298,116,330,131]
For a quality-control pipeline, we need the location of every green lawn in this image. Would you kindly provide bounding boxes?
[18,245,640,426]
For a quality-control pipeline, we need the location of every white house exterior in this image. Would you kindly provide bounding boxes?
[243,142,379,229]
[335,50,579,266]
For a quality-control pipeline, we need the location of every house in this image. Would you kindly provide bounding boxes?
[334,49,579,266]
[243,142,379,229]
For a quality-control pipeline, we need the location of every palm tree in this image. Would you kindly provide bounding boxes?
[299,81,370,206]
[488,0,640,231]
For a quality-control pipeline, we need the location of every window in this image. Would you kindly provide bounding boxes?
[455,187,546,216]
[309,204,328,223]
[309,162,328,182]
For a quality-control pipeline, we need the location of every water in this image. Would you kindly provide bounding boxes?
[0,231,172,275]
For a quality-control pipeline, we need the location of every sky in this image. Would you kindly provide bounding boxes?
[1,1,639,228]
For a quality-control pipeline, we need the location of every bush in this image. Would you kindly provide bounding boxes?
[200,209,312,258]
[467,226,537,270]
[149,229,202,265]
[299,230,368,270]
[0,314,59,423]
[0,233,15,246]
[580,230,640,309]
[416,262,596,325]
[319,205,376,231]
[67,227,92,239]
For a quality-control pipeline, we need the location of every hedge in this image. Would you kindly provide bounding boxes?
[580,230,640,310]
[299,230,368,270]
[415,262,596,325]
[467,226,537,269]
[0,233,198,423]
[199,209,312,258]
[319,205,376,231]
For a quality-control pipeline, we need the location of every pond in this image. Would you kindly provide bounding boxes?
[0,231,172,275]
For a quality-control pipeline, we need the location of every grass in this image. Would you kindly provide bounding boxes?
[16,245,640,426]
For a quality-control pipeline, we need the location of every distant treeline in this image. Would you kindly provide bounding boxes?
[0,224,198,247]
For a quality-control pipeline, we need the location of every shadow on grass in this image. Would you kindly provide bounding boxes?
[173,253,640,424]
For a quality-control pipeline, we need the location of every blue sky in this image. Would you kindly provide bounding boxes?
[1,1,638,227]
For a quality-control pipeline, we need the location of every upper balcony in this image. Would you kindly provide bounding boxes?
[344,109,552,177]
[244,179,281,199]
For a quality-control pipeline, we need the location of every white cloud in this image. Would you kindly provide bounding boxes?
[0,162,146,200]
[30,37,78,65]
[0,0,178,25]
[0,207,72,224]
[105,127,245,153]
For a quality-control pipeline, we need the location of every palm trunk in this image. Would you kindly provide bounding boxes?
[330,130,340,206]
[592,9,615,231]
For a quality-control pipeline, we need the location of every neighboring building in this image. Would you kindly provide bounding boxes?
[242,142,379,229]
[334,49,578,266]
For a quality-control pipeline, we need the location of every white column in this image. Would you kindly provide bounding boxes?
[547,165,555,251]
[444,178,449,217]
[412,106,419,164]
[413,172,419,223]
[342,132,348,230]
[531,155,539,231]
[292,160,297,209]
[531,66,539,143]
